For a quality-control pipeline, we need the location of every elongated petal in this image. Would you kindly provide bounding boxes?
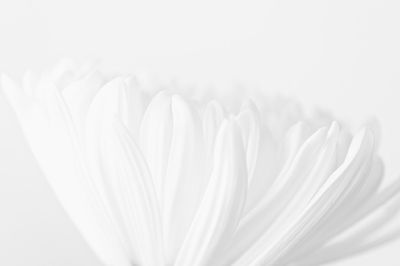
[122,76,149,139]
[202,100,226,177]
[234,128,374,266]
[294,179,400,266]
[84,78,132,204]
[162,95,207,263]
[218,125,329,265]
[280,155,384,264]
[139,91,173,201]
[101,118,163,265]
[236,101,260,186]
[62,69,105,132]
[175,119,247,266]
[5,63,400,266]
[245,122,311,214]
[202,100,226,156]
[84,78,153,262]
[2,77,131,266]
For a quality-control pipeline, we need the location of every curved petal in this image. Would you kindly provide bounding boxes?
[2,76,131,266]
[294,179,400,266]
[279,154,384,265]
[139,91,173,202]
[219,125,329,265]
[162,95,207,263]
[175,119,247,266]
[234,128,374,266]
[101,118,163,266]
[236,101,260,186]
[84,77,152,263]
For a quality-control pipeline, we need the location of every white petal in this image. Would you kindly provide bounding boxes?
[101,118,163,265]
[294,180,400,266]
[85,78,134,200]
[139,91,173,201]
[8,82,131,266]
[122,76,149,138]
[280,155,383,265]
[234,128,374,266]
[245,121,311,214]
[62,70,105,132]
[84,77,151,262]
[236,101,260,185]
[162,95,207,263]
[175,119,247,266]
[202,100,226,176]
[219,125,329,265]
[202,100,226,154]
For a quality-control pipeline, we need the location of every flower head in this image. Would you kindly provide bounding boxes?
[2,60,400,266]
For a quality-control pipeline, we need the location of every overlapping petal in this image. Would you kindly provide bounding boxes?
[2,62,400,266]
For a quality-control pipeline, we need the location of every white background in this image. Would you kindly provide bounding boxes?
[1,0,400,265]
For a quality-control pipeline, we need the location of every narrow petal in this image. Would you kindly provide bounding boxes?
[162,95,207,263]
[202,100,226,176]
[83,78,145,262]
[101,118,163,266]
[236,101,260,185]
[8,80,131,266]
[62,69,105,132]
[202,100,226,154]
[139,91,173,202]
[233,128,374,266]
[245,122,311,214]
[219,125,329,265]
[294,180,400,266]
[280,155,384,264]
[122,76,149,139]
[85,78,136,204]
[175,119,247,266]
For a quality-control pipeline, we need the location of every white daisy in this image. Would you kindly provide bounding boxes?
[2,60,400,266]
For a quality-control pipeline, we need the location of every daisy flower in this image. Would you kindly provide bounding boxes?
[2,61,400,266]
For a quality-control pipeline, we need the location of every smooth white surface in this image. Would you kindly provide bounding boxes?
[1,0,400,265]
